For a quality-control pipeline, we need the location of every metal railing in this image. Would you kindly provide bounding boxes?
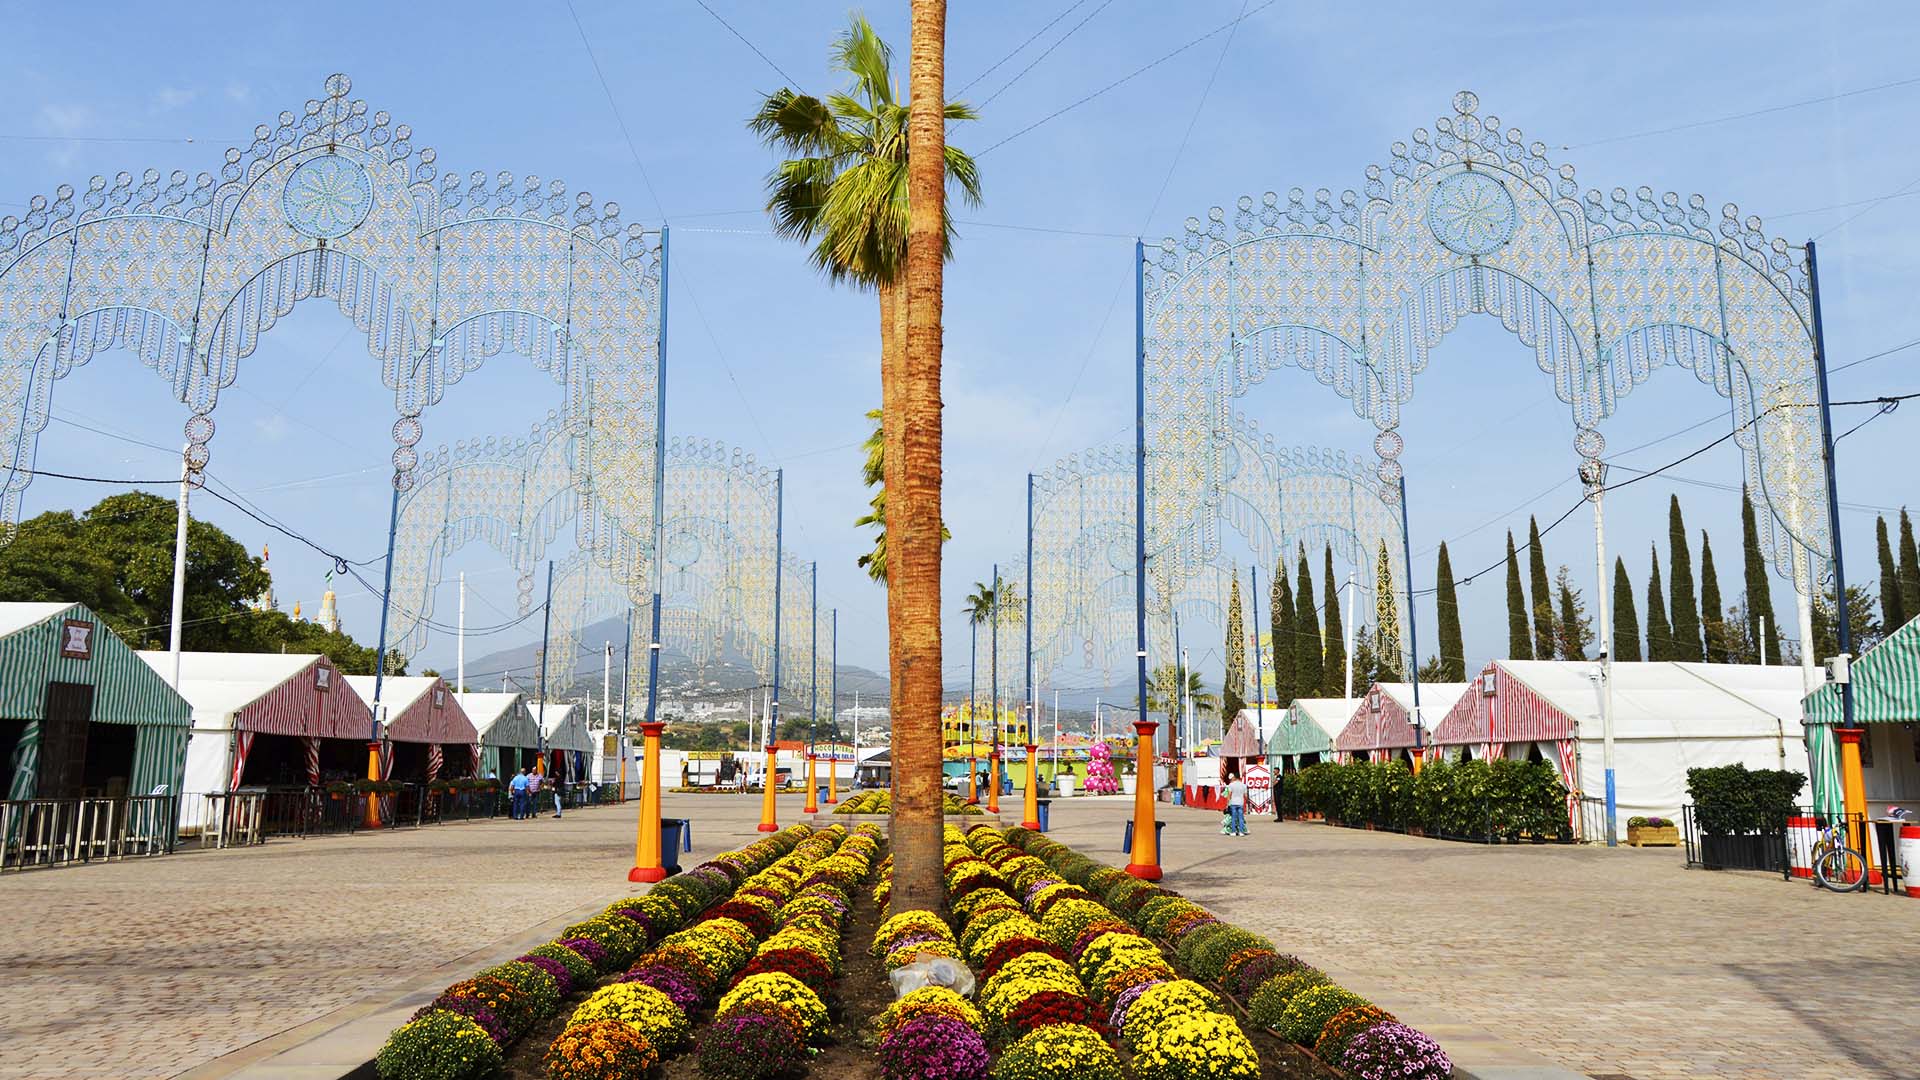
[1681,804,1879,882]
[190,784,507,847]
[1,795,178,871]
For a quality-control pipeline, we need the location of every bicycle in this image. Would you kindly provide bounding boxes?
[1809,819,1868,892]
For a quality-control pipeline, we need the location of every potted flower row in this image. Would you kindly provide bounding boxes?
[1625,816,1679,847]
[1004,826,1455,1079]
[373,824,814,1079]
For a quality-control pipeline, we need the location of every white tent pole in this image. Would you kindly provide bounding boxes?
[168,444,190,689]
[1343,571,1356,701]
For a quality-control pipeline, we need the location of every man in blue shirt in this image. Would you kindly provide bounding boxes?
[509,768,531,820]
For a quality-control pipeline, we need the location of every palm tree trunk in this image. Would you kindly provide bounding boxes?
[889,0,948,913]
[877,281,904,802]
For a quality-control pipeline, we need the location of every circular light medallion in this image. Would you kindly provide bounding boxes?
[666,532,701,569]
[1426,170,1517,257]
[282,154,373,239]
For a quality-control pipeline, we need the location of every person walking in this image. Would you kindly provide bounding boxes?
[1225,770,1248,837]
[508,768,530,820]
[551,772,566,818]
[526,769,543,822]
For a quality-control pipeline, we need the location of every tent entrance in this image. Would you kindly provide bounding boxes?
[239,734,313,787]
[80,722,136,797]
[36,682,95,798]
[318,737,368,782]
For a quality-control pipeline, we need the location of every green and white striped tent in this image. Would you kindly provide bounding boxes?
[1267,698,1353,769]
[1,601,192,803]
[1803,614,1920,818]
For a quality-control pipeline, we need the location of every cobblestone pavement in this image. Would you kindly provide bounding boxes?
[7,792,1914,1080]
[0,796,774,1080]
[1045,799,1920,1080]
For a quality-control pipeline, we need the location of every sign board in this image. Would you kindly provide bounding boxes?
[314,665,332,691]
[59,619,94,660]
[1244,762,1273,815]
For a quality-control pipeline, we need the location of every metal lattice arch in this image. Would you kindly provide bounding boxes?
[0,72,663,548]
[1141,90,1829,607]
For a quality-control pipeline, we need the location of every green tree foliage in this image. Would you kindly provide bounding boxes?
[1700,532,1730,664]
[1270,560,1295,709]
[1504,531,1531,660]
[1526,516,1555,660]
[1320,545,1346,698]
[1741,487,1784,665]
[1292,545,1321,705]
[1878,516,1906,632]
[1813,584,1881,664]
[1222,573,1246,721]
[1666,496,1702,661]
[1553,566,1592,661]
[0,493,396,670]
[1899,508,1920,631]
[1147,663,1217,719]
[1646,546,1673,661]
[1434,542,1464,680]
[1612,557,1642,662]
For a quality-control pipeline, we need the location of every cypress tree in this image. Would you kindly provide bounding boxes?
[1271,559,1295,708]
[1667,496,1703,662]
[1321,545,1347,696]
[1646,546,1673,662]
[1527,516,1556,660]
[1375,542,1403,680]
[1223,573,1246,720]
[1741,486,1784,665]
[1612,557,1642,661]
[1876,516,1905,632]
[1294,545,1322,704]
[1435,541,1465,680]
[1505,531,1532,660]
[1899,509,1920,629]
[1700,532,1726,663]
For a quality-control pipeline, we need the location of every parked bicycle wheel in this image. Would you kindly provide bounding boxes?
[1814,845,1868,891]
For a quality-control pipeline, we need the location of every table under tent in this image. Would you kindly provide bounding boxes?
[534,702,593,785]
[136,651,372,834]
[1804,615,1920,822]
[1429,659,1809,827]
[1268,698,1353,773]
[344,675,478,783]
[0,602,192,800]
[455,692,540,780]
[1332,681,1469,765]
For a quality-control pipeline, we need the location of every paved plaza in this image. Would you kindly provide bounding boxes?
[1,793,1914,1079]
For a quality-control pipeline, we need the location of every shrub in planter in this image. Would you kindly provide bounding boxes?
[568,982,692,1048]
[1313,1003,1396,1062]
[374,1009,502,1080]
[982,936,1066,981]
[408,998,507,1048]
[1340,1021,1452,1080]
[438,975,536,1039]
[1129,1010,1260,1080]
[1117,980,1222,1051]
[560,913,647,967]
[718,972,830,1043]
[697,1006,808,1080]
[477,960,560,1019]
[525,943,595,988]
[1247,968,1329,1031]
[1223,951,1300,999]
[879,1014,991,1080]
[1274,984,1369,1044]
[1039,897,1113,951]
[544,1019,659,1080]
[1095,963,1175,1012]
[1187,925,1274,983]
[734,946,833,995]
[1686,764,1806,835]
[876,986,987,1038]
[639,942,721,996]
[992,1023,1123,1080]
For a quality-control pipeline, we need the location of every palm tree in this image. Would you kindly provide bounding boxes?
[855,406,948,583]
[963,581,993,795]
[1146,663,1218,720]
[752,10,977,912]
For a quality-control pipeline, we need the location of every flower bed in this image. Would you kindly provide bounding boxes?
[373,825,812,1080]
[1001,826,1452,1079]
[835,790,983,816]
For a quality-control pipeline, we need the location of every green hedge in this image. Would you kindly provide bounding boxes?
[1684,764,1805,835]
[1289,758,1569,840]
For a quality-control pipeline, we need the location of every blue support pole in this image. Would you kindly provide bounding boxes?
[1133,239,1150,741]
[368,481,402,740]
[770,470,783,745]
[809,561,818,756]
[1026,473,1035,749]
[1250,564,1265,721]
[644,226,671,734]
[1398,475,1422,759]
[991,561,1000,758]
[1806,240,1853,729]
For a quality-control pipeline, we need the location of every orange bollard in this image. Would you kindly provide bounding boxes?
[826,747,839,805]
[966,751,979,805]
[362,742,384,829]
[803,753,819,815]
[1021,743,1041,830]
[1125,720,1161,880]
[628,722,667,882]
[756,743,780,832]
[987,749,1002,815]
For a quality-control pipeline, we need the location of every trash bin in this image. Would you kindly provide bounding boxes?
[1036,799,1052,833]
[1171,789,1184,806]
[661,817,692,875]
[817,786,830,809]
[1121,819,1165,854]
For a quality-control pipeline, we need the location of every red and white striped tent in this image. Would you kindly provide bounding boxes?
[138,652,373,830]
[1429,659,1810,826]
[1332,681,1469,762]
[345,675,478,782]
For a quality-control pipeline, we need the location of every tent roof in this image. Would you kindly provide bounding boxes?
[1497,660,1803,738]
[0,602,76,640]
[534,701,593,752]
[455,692,539,746]
[135,651,370,738]
[1805,613,1920,725]
[1270,698,1353,755]
[345,674,474,744]
[0,601,191,730]
[345,675,435,714]
[1220,712,1266,757]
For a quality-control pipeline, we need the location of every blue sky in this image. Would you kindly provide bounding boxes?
[5,1,1919,697]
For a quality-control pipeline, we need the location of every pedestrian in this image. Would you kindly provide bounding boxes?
[509,768,530,820]
[1225,770,1248,836]
[551,773,566,818]
[526,769,543,821]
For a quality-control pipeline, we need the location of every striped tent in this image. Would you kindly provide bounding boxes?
[1803,615,1920,818]
[1332,682,1469,760]
[534,702,592,781]
[0,602,192,805]
[1267,698,1351,769]
[456,692,538,778]
[343,675,477,744]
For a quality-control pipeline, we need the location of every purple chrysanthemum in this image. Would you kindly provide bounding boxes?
[558,937,609,969]
[1108,978,1170,1032]
[413,997,507,1046]
[878,1015,989,1080]
[516,953,573,996]
[1341,1022,1453,1080]
[618,963,706,1011]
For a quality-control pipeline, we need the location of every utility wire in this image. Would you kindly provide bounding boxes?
[957,0,1089,95]
[976,0,1117,108]
[691,0,803,87]
[1562,71,1920,151]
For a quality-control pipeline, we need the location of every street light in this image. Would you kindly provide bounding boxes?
[1579,457,1617,847]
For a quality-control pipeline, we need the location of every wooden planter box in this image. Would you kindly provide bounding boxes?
[1628,824,1680,847]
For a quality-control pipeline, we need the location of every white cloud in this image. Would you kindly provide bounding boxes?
[152,86,198,111]
[252,413,290,442]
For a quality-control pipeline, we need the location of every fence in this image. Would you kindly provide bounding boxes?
[191,784,508,847]
[1681,804,1877,882]
[0,795,178,871]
